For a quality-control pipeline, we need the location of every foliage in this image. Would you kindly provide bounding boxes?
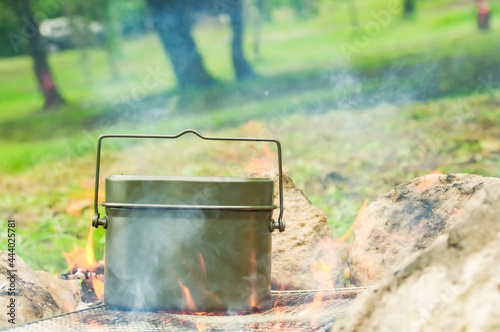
[0,2,22,57]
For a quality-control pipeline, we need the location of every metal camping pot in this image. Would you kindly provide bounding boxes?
[92,129,285,312]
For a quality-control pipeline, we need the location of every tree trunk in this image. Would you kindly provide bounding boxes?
[292,0,318,18]
[101,0,122,80]
[253,0,263,57]
[292,0,304,17]
[258,0,272,22]
[18,0,65,110]
[346,0,360,34]
[403,0,415,17]
[146,0,215,90]
[228,0,254,80]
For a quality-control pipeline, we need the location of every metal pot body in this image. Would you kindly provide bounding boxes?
[103,175,275,312]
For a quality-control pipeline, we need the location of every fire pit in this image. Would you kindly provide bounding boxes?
[3,130,370,331]
[4,288,367,331]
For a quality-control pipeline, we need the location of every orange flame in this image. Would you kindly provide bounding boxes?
[416,170,442,193]
[249,251,258,308]
[244,145,278,174]
[272,274,286,293]
[352,199,371,248]
[65,180,105,217]
[198,253,207,281]
[309,227,356,291]
[310,260,334,289]
[350,199,375,278]
[62,225,97,270]
[92,279,105,299]
[311,292,324,329]
[272,275,286,312]
[308,201,366,291]
[196,322,211,331]
[62,216,104,300]
[299,291,323,316]
[271,275,286,315]
[178,279,197,312]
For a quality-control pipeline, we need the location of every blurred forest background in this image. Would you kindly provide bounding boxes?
[0,0,499,273]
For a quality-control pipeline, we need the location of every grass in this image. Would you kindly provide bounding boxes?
[2,90,500,273]
[1,0,500,272]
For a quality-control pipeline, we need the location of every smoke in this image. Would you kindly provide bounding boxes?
[311,57,445,115]
[105,206,204,311]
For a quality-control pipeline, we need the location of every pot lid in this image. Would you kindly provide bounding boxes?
[104,175,275,208]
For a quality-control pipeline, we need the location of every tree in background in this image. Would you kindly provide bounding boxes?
[98,0,123,79]
[254,0,272,22]
[146,0,215,90]
[291,0,318,18]
[223,0,255,79]
[0,2,25,58]
[5,0,65,110]
[403,0,415,17]
[346,0,360,34]
[61,0,122,80]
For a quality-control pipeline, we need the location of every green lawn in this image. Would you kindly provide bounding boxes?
[1,0,500,272]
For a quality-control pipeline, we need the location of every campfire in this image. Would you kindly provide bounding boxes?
[8,172,500,331]
[7,128,499,331]
[52,212,362,331]
[42,130,364,331]
[39,171,497,332]
[53,214,364,331]
[59,224,104,309]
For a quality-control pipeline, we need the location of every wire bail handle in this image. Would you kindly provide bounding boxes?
[92,129,285,232]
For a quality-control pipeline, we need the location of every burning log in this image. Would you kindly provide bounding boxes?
[79,279,103,307]
[58,265,104,280]
[58,262,104,310]
[59,225,105,309]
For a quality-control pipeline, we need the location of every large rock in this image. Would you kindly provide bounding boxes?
[0,252,61,328]
[35,271,79,313]
[348,173,500,286]
[249,169,343,290]
[332,183,500,332]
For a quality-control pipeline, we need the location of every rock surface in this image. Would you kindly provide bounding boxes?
[249,169,343,290]
[0,251,61,328]
[332,183,500,332]
[348,173,500,286]
[36,271,79,313]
